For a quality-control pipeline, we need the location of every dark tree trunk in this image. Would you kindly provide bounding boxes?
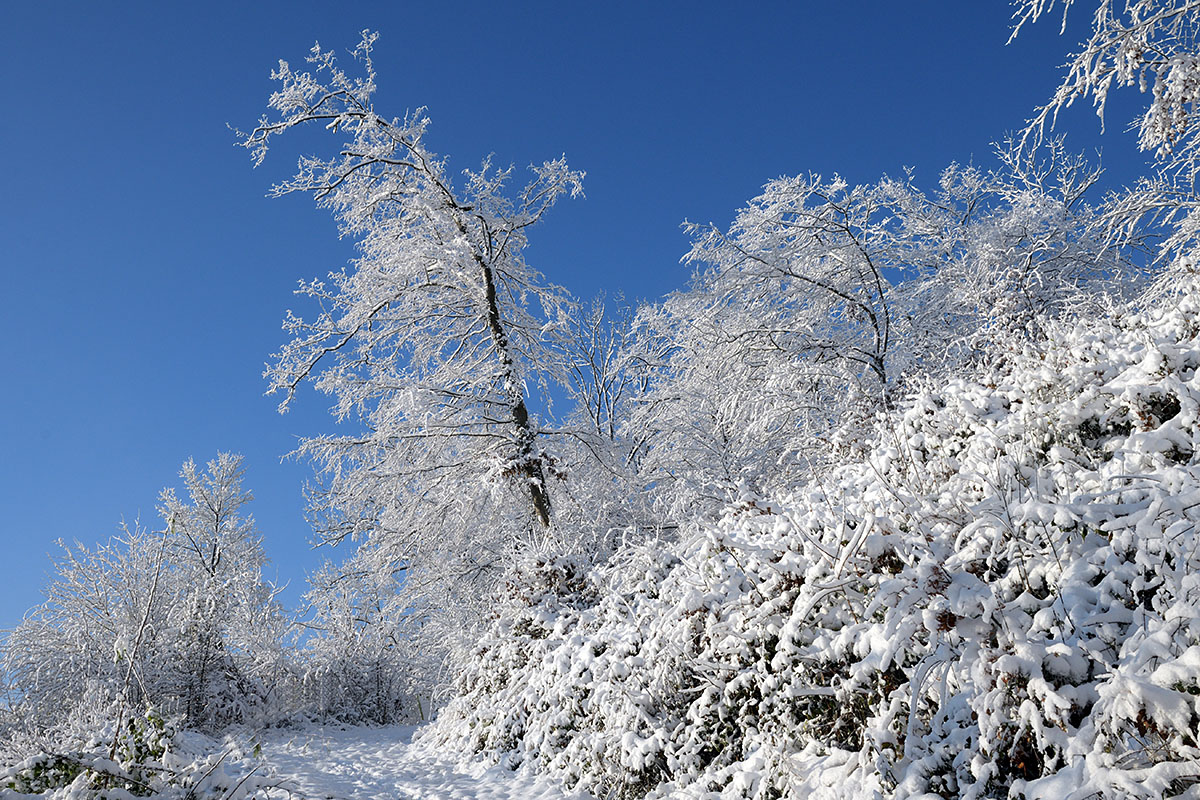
[476,248,552,528]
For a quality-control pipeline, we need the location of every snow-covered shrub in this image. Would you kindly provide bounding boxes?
[430,267,1200,799]
[0,702,288,800]
[3,705,174,796]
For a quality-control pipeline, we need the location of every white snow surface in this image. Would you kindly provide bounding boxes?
[253,724,592,800]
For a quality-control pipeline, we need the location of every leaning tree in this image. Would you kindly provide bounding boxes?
[240,33,583,646]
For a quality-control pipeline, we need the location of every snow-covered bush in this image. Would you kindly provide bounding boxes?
[429,266,1200,799]
[2,705,179,796]
[0,702,289,800]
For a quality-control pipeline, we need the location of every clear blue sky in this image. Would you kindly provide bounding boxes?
[0,1,1153,630]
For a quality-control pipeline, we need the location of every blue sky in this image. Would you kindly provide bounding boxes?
[0,1,1154,630]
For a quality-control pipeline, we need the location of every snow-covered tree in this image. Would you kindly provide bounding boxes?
[156,453,294,729]
[1014,0,1200,260]
[299,558,426,724]
[2,454,293,736]
[625,144,1142,520]
[1015,0,1200,175]
[239,33,583,652]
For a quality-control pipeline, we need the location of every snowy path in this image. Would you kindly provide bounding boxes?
[255,725,593,800]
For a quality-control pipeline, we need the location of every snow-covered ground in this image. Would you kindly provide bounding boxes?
[254,725,592,800]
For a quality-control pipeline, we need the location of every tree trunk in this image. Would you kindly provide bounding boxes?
[475,247,552,528]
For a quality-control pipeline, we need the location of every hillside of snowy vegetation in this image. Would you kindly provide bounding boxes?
[426,269,1200,799]
[10,1,1200,798]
